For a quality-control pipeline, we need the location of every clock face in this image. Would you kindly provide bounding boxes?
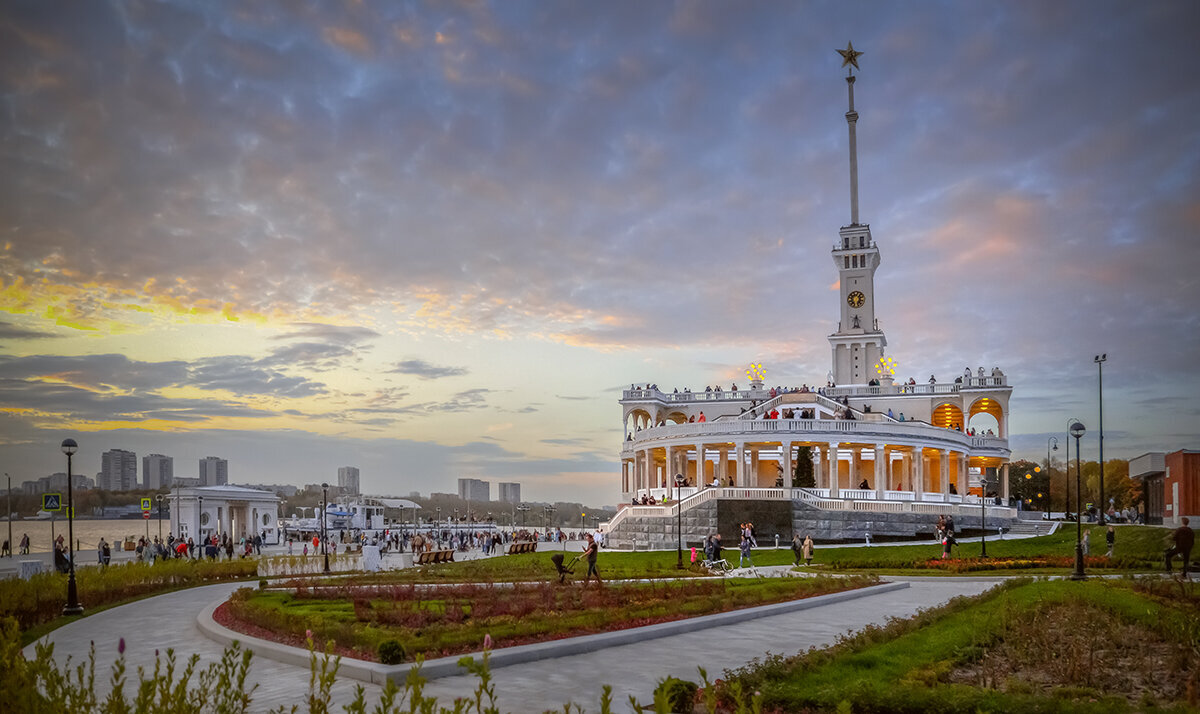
[847,291,866,308]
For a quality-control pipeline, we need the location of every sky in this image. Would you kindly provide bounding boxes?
[2,1,1198,506]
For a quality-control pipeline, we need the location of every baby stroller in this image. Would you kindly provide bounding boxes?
[550,552,580,583]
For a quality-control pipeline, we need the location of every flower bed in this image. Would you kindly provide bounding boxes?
[221,574,879,662]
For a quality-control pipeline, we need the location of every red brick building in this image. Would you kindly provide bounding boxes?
[1131,450,1200,526]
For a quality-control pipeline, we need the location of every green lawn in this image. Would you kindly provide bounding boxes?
[719,577,1200,713]
[804,524,1166,573]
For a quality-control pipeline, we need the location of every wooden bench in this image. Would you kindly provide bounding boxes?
[415,549,455,565]
[506,541,538,555]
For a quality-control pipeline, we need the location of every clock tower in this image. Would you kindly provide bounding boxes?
[829,43,887,385]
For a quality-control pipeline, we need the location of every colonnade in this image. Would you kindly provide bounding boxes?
[621,441,1010,503]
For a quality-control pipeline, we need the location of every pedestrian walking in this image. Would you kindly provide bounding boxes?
[583,533,601,584]
[1081,530,1090,556]
[739,535,753,569]
[1105,525,1115,558]
[791,534,803,565]
[1165,517,1194,576]
[802,535,814,566]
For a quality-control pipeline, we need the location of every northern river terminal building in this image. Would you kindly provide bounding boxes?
[604,46,1018,549]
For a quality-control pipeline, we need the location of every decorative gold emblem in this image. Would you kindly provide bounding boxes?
[836,42,863,71]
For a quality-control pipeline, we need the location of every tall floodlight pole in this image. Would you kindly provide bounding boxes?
[61,439,83,615]
[1094,354,1106,524]
[1069,421,1087,580]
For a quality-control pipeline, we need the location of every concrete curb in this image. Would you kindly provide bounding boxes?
[197,580,909,685]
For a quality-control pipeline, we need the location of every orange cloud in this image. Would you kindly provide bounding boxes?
[323,27,372,55]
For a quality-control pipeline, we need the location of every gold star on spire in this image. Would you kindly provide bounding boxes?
[837,41,863,72]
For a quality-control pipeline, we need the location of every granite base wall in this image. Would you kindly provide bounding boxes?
[606,499,1015,550]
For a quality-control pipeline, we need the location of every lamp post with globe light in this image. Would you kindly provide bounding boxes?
[321,482,330,574]
[1069,421,1087,580]
[61,438,83,615]
[675,473,686,568]
[1064,418,1081,520]
[1046,437,1059,516]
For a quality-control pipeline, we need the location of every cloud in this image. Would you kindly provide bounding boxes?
[0,320,62,340]
[391,359,469,380]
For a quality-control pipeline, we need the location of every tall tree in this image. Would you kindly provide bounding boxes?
[793,446,816,488]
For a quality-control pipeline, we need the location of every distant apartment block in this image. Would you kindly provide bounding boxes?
[22,472,93,494]
[498,482,521,504]
[100,449,138,491]
[199,456,228,486]
[143,453,174,490]
[457,478,489,502]
[338,466,361,496]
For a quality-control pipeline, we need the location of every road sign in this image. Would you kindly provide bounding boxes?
[140,497,152,512]
[143,511,150,520]
[43,493,62,511]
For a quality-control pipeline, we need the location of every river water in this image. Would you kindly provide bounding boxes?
[3,517,170,554]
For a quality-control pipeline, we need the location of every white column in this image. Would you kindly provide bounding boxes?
[718,448,728,485]
[940,451,950,495]
[829,443,841,497]
[851,449,862,490]
[695,443,705,486]
[958,454,968,494]
[913,450,925,499]
[874,446,886,499]
[750,447,760,487]
[1001,463,1011,503]
[782,442,793,488]
[901,452,912,491]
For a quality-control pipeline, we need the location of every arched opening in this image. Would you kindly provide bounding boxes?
[665,411,689,424]
[967,398,1003,437]
[627,409,653,432]
[931,402,964,430]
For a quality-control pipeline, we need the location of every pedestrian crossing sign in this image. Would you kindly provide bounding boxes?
[141,497,152,512]
[43,493,62,511]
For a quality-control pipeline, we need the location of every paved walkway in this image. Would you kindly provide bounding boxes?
[25,574,1001,713]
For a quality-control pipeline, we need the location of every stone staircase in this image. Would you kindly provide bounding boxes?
[1004,520,1057,536]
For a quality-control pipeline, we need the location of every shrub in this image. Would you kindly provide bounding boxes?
[377,639,406,665]
[654,675,698,713]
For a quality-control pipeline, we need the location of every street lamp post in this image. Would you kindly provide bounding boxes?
[980,471,989,558]
[675,473,685,568]
[6,472,11,559]
[321,482,330,574]
[61,438,83,615]
[1094,354,1106,524]
[155,494,164,542]
[1046,437,1059,516]
[1069,421,1087,580]
[1065,417,1080,521]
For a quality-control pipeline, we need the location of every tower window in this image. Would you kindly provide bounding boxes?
[844,256,849,269]
[859,236,865,248]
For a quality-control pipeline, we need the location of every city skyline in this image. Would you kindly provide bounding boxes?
[1,2,1198,506]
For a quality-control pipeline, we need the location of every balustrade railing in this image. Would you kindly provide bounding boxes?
[603,486,1017,532]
